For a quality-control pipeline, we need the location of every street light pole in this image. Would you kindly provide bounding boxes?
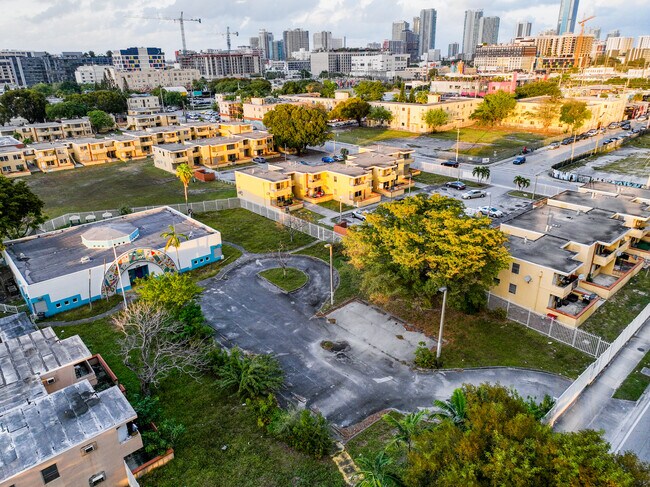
[455,125,460,165]
[436,286,448,360]
[324,244,334,306]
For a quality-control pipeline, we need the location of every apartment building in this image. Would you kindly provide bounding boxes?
[69,136,147,165]
[0,318,142,487]
[74,64,112,85]
[107,67,200,91]
[125,112,179,131]
[0,118,93,142]
[0,146,29,177]
[112,47,165,71]
[350,53,410,78]
[145,125,192,145]
[346,150,416,198]
[181,121,222,140]
[473,44,537,72]
[127,94,161,113]
[533,34,595,68]
[23,142,74,172]
[491,184,649,327]
[178,50,262,79]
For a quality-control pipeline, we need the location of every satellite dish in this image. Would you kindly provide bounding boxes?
[578,274,585,280]
[524,275,532,283]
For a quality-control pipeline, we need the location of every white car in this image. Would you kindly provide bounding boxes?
[461,189,487,199]
[352,209,367,221]
[478,206,504,218]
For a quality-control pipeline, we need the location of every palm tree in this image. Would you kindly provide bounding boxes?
[340,147,349,161]
[383,410,428,452]
[175,163,194,208]
[472,166,490,183]
[356,451,405,487]
[161,224,188,268]
[430,388,467,428]
[513,175,531,191]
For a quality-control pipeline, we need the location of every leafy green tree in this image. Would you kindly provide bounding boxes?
[152,88,186,108]
[354,80,386,101]
[515,80,562,99]
[263,104,330,155]
[422,108,450,132]
[383,411,428,452]
[470,90,517,126]
[31,83,54,97]
[560,99,592,134]
[136,272,202,316]
[525,96,562,132]
[472,166,490,182]
[0,89,48,123]
[329,97,371,127]
[161,224,188,267]
[87,109,114,133]
[0,176,46,239]
[343,194,510,311]
[320,79,337,98]
[415,91,429,104]
[65,90,126,114]
[268,408,332,457]
[357,451,405,487]
[217,347,284,399]
[394,83,406,102]
[367,106,393,126]
[56,81,81,95]
[45,101,88,120]
[175,163,194,207]
[513,175,531,190]
[430,389,467,428]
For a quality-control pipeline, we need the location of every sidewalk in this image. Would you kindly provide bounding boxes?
[554,317,650,441]
[302,201,339,219]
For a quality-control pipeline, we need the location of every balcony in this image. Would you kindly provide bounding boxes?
[353,192,382,207]
[581,256,643,298]
[628,239,650,257]
[307,178,324,188]
[269,186,293,197]
[303,192,333,204]
[376,173,397,183]
[550,275,579,298]
[272,199,304,212]
[547,290,600,325]
[627,227,647,239]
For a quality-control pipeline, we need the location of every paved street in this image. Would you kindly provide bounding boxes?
[201,255,571,427]
[614,391,650,462]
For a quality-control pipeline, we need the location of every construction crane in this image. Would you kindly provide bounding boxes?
[216,27,239,54]
[128,11,201,54]
[575,15,596,69]
[577,15,596,36]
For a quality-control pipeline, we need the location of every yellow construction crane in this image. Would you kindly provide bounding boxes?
[577,15,596,36]
[216,27,239,54]
[575,15,596,68]
[129,11,201,54]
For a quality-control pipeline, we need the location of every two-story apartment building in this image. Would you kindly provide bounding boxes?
[1,119,93,142]
[145,125,192,145]
[125,113,179,131]
[127,94,161,114]
[491,184,649,327]
[0,146,29,177]
[152,143,201,173]
[23,142,74,172]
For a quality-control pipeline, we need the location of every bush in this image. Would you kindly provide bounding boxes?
[178,301,213,340]
[269,408,333,457]
[487,307,508,320]
[414,341,443,369]
[132,395,162,425]
[142,419,186,456]
[525,394,555,420]
[246,393,280,428]
[217,347,285,400]
[119,206,132,215]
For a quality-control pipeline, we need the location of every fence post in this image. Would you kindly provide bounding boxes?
[548,319,554,338]
[572,330,577,347]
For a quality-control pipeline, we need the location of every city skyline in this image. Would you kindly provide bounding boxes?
[1,0,648,58]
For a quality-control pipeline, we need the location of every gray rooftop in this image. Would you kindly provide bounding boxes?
[5,207,213,284]
[68,137,110,145]
[581,182,650,202]
[0,146,22,154]
[153,143,195,152]
[27,142,69,150]
[552,190,650,219]
[366,144,414,156]
[192,136,238,146]
[348,152,397,168]
[238,167,291,182]
[507,235,582,274]
[0,136,22,148]
[0,381,136,483]
[146,125,188,134]
[271,161,367,177]
[60,119,89,125]
[0,313,37,343]
[29,122,62,129]
[234,131,273,140]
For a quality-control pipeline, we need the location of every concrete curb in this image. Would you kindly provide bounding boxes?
[256,268,311,295]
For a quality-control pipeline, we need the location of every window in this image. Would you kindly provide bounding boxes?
[511,263,520,274]
[41,464,60,483]
[509,283,517,294]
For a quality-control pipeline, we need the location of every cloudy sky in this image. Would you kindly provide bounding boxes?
[1,0,648,57]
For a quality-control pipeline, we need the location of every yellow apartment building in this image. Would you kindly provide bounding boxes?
[60,118,94,138]
[69,138,114,165]
[23,142,74,172]
[182,121,222,140]
[0,146,29,177]
[122,130,156,155]
[152,143,200,173]
[127,94,161,114]
[219,121,254,135]
[235,167,300,210]
[346,150,417,198]
[22,122,64,141]
[491,185,648,327]
[145,125,192,144]
[0,119,93,142]
[111,135,147,161]
[235,131,276,158]
[193,136,249,168]
[126,112,179,130]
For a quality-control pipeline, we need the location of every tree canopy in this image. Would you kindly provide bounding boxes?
[65,90,127,114]
[354,80,387,101]
[343,194,510,311]
[329,97,371,127]
[0,176,46,239]
[263,104,330,155]
[367,106,393,126]
[87,110,114,133]
[151,88,186,108]
[422,108,450,132]
[560,100,592,133]
[209,77,272,98]
[46,101,88,121]
[515,80,562,99]
[0,89,48,123]
[525,96,561,131]
[470,90,517,126]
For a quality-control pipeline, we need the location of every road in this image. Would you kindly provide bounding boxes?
[614,391,650,462]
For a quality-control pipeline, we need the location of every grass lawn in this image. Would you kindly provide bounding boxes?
[346,411,402,461]
[508,190,542,200]
[293,207,325,223]
[259,267,309,292]
[596,152,650,177]
[413,172,482,188]
[185,244,242,282]
[581,271,650,342]
[613,350,650,401]
[52,321,344,487]
[27,158,237,218]
[335,127,421,146]
[194,208,315,253]
[40,295,123,323]
[318,200,355,212]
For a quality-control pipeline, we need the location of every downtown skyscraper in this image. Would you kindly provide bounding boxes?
[556,0,579,34]
[418,8,437,56]
[462,9,483,60]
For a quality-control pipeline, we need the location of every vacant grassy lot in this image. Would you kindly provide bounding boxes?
[319,200,355,212]
[293,207,325,223]
[596,152,650,177]
[413,172,482,187]
[53,320,344,487]
[195,208,315,253]
[335,127,421,145]
[27,158,236,218]
[259,267,309,292]
[581,271,650,342]
[614,350,650,401]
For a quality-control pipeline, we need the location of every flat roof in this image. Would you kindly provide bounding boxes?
[29,122,62,129]
[5,207,213,284]
[581,181,650,201]
[26,142,69,150]
[238,167,290,182]
[366,144,415,156]
[68,137,110,145]
[553,190,650,219]
[193,136,237,146]
[122,130,152,137]
[146,126,188,134]
[0,136,22,148]
[504,205,628,246]
[0,313,37,342]
[234,131,272,140]
[270,161,367,177]
[0,146,22,154]
[508,235,581,274]
[153,143,195,151]
[0,381,136,483]
[347,152,397,168]
[60,119,89,124]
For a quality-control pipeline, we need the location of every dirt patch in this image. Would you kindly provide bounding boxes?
[321,340,350,352]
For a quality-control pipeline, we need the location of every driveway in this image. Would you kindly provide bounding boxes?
[201,255,571,427]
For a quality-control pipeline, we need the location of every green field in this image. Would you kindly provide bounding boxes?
[614,350,650,401]
[334,127,421,146]
[318,200,355,212]
[259,267,309,292]
[413,172,482,187]
[53,321,344,487]
[26,158,236,218]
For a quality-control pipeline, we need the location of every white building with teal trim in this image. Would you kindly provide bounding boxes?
[3,207,223,317]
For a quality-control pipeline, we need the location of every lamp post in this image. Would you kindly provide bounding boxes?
[436,286,448,360]
[324,244,334,306]
[112,241,128,311]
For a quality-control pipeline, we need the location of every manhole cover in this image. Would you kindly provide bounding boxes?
[638,347,646,352]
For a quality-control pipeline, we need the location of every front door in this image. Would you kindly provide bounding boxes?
[128,265,149,285]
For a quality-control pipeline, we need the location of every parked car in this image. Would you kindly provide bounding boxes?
[513,156,526,165]
[333,155,345,162]
[321,156,336,163]
[441,161,459,168]
[461,189,487,199]
[353,209,373,221]
[608,122,620,129]
[586,129,598,136]
[602,139,613,145]
[445,181,466,190]
[478,206,504,218]
[549,141,561,150]
[620,124,631,131]
[561,137,573,145]
[252,156,267,163]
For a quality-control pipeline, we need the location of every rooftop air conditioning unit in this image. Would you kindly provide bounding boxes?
[89,472,106,485]
[81,443,96,454]
[45,377,56,385]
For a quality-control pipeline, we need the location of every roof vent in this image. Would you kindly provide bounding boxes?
[80,256,91,264]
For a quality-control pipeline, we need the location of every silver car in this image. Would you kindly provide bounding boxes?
[461,189,487,199]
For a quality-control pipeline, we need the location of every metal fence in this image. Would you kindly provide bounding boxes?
[486,292,610,357]
[0,303,28,315]
[545,302,650,426]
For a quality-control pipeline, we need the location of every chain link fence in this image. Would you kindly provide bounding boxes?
[486,292,610,357]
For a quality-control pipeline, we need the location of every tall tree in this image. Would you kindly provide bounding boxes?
[354,80,387,101]
[320,79,337,98]
[343,194,510,311]
[161,224,188,267]
[367,106,393,127]
[422,108,450,132]
[513,175,531,190]
[0,89,48,123]
[383,411,428,452]
[329,97,371,127]
[87,109,114,133]
[515,80,562,99]
[175,163,194,207]
[472,166,490,182]
[470,90,517,127]
[263,104,330,155]
[560,100,592,160]
[525,96,562,132]
[0,176,46,239]
[136,272,202,316]
[45,101,88,120]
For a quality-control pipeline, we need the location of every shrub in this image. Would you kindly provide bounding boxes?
[217,348,285,400]
[119,206,132,215]
[246,393,280,428]
[269,408,333,457]
[142,419,186,456]
[178,301,213,340]
[487,307,508,320]
[132,395,162,425]
[414,341,442,369]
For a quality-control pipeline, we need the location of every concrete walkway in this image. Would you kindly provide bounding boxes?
[554,317,650,442]
[303,201,339,219]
